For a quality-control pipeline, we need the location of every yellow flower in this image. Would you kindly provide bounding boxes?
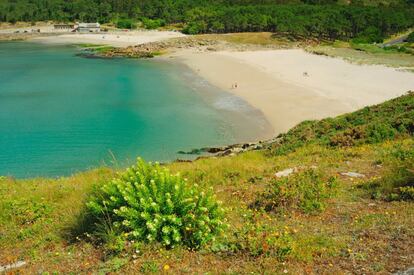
[163,264,170,271]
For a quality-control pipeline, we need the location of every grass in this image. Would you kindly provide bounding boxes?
[383,28,413,43]
[75,44,116,54]
[194,32,414,70]
[0,95,413,273]
[196,32,301,48]
[1,141,413,273]
[272,92,414,155]
[254,168,338,214]
[308,40,414,70]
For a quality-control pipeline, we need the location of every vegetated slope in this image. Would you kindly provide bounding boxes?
[273,91,414,155]
[0,93,413,274]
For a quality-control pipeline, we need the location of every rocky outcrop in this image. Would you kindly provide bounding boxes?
[176,137,282,162]
[274,168,296,178]
[0,261,26,273]
[340,172,366,178]
[101,37,220,58]
[394,267,414,275]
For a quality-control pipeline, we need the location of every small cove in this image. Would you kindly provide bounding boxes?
[0,42,271,178]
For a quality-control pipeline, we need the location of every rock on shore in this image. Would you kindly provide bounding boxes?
[176,136,282,162]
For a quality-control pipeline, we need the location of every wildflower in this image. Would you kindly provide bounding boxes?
[163,264,170,271]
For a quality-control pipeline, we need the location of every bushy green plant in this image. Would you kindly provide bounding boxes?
[116,18,137,29]
[405,31,414,43]
[360,144,414,201]
[141,18,165,29]
[87,158,226,249]
[351,27,384,44]
[182,21,207,34]
[256,169,337,214]
[362,166,414,201]
[399,186,414,200]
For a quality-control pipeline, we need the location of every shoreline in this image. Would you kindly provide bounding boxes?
[171,49,414,136]
[159,58,275,142]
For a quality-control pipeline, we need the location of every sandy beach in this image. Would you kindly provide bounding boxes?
[175,49,414,135]
[30,31,185,47]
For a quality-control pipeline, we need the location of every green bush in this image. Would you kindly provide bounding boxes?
[182,21,207,34]
[351,27,384,44]
[362,166,414,201]
[141,18,165,29]
[87,158,226,249]
[399,186,414,200]
[256,169,337,214]
[116,18,137,29]
[359,144,414,201]
[405,31,414,43]
[366,123,397,143]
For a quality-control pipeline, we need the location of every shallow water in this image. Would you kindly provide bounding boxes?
[0,42,270,178]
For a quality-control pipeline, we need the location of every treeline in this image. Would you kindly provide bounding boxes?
[181,5,414,42]
[0,0,413,41]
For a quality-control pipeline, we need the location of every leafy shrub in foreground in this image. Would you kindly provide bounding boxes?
[87,158,226,249]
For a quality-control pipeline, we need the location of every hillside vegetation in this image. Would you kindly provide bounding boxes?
[1,0,414,42]
[0,93,413,273]
[273,91,414,154]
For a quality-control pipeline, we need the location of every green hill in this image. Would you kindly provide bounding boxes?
[273,91,414,154]
[0,93,413,273]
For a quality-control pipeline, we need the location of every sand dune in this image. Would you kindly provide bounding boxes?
[176,49,414,136]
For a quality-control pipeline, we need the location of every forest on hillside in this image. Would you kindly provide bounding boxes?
[0,0,413,41]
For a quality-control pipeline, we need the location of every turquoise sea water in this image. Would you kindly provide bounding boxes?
[0,42,270,178]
